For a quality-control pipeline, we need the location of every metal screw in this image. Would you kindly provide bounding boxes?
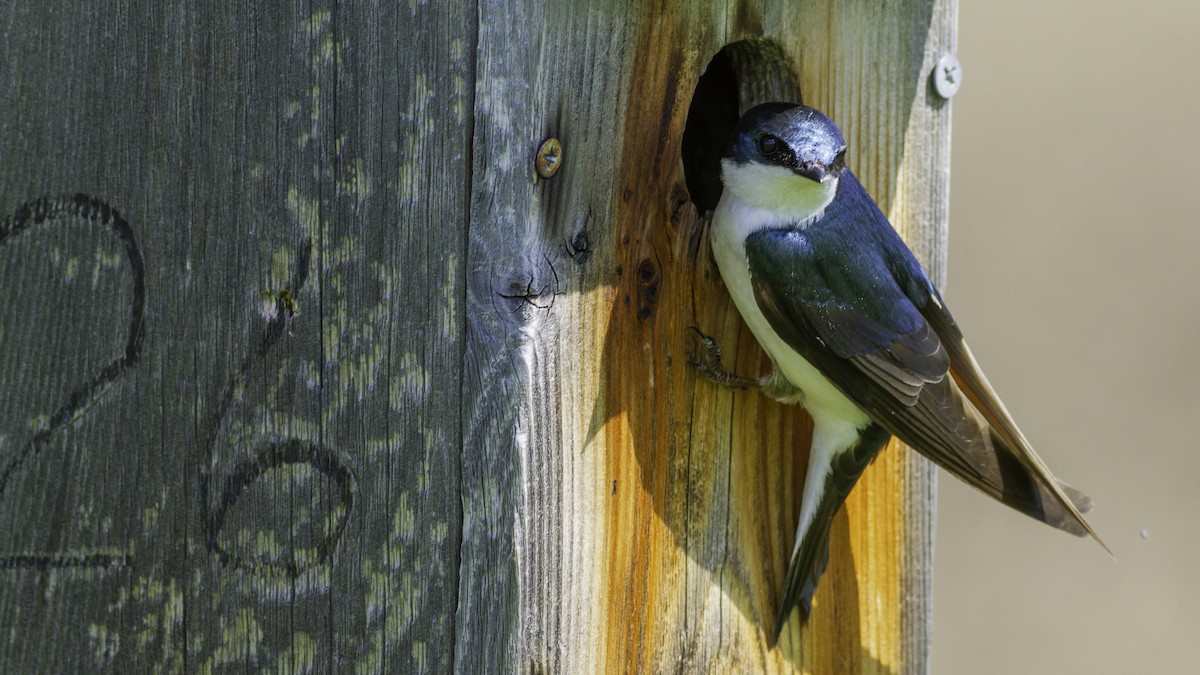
[933,54,962,99]
[536,138,563,178]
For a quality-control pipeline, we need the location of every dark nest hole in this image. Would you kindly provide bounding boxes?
[680,39,804,212]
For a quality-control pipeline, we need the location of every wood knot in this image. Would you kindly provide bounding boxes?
[636,258,660,320]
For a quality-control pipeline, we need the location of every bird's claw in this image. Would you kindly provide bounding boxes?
[688,327,758,391]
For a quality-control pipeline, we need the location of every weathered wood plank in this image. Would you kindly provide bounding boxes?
[462,2,647,671]
[328,3,473,671]
[504,1,956,672]
[0,1,472,671]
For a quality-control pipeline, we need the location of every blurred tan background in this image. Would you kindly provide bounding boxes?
[934,1,1200,672]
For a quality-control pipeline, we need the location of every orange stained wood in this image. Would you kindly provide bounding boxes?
[590,1,947,672]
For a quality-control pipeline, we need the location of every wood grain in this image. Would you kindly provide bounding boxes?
[0,1,954,671]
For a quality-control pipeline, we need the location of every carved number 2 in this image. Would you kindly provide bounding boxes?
[0,195,144,570]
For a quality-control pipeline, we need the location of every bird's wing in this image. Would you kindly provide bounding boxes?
[743,177,1099,546]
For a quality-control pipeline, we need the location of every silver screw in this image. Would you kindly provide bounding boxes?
[933,54,962,99]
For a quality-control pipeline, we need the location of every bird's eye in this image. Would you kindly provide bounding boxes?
[757,135,780,156]
[830,149,846,173]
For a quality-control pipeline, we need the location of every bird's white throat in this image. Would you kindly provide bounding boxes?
[718,158,838,227]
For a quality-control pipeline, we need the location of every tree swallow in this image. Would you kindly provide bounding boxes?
[699,102,1104,643]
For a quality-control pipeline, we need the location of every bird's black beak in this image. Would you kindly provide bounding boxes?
[794,161,826,183]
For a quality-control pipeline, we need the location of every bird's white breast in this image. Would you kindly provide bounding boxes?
[709,185,871,430]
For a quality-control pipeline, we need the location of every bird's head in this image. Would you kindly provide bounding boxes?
[720,103,847,218]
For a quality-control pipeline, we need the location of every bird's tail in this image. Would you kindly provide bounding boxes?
[772,424,890,645]
[771,506,832,645]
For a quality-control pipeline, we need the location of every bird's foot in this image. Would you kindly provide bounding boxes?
[688,327,759,391]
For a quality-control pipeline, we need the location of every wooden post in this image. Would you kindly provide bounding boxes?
[0,1,954,672]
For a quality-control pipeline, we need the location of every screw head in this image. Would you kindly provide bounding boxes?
[536,137,563,178]
[933,54,962,99]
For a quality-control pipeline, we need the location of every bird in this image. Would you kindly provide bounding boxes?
[695,102,1104,645]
